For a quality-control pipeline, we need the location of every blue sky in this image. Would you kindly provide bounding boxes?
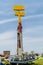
[0,0,43,55]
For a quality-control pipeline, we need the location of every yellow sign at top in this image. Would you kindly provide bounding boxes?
[15,11,25,16]
[13,5,24,11]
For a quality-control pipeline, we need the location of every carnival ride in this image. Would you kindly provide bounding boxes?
[10,5,37,65]
[0,5,37,65]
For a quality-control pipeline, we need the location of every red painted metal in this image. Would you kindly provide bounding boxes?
[17,23,22,32]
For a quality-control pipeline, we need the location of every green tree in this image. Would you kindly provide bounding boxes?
[41,53,43,57]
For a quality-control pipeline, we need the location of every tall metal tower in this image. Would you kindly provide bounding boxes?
[13,5,25,56]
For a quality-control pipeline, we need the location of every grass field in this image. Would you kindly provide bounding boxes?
[28,57,43,65]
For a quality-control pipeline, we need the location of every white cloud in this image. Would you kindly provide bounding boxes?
[23,37,43,43]
[0,18,17,24]
[23,25,43,35]
[22,14,43,20]
[0,39,17,54]
[0,30,17,54]
[0,14,43,24]
[0,11,4,15]
[23,25,43,53]
[23,36,43,53]
[0,30,16,40]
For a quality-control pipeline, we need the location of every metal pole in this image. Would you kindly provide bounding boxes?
[17,63,18,65]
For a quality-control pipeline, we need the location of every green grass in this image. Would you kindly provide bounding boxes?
[33,59,43,65]
[28,57,43,65]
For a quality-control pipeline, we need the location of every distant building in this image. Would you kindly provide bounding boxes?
[3,51,10,58]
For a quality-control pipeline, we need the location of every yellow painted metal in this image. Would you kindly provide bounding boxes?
[18,16,21,23]
[13,5,25,24]
[13,5,24,11]
[15,11,25,16]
